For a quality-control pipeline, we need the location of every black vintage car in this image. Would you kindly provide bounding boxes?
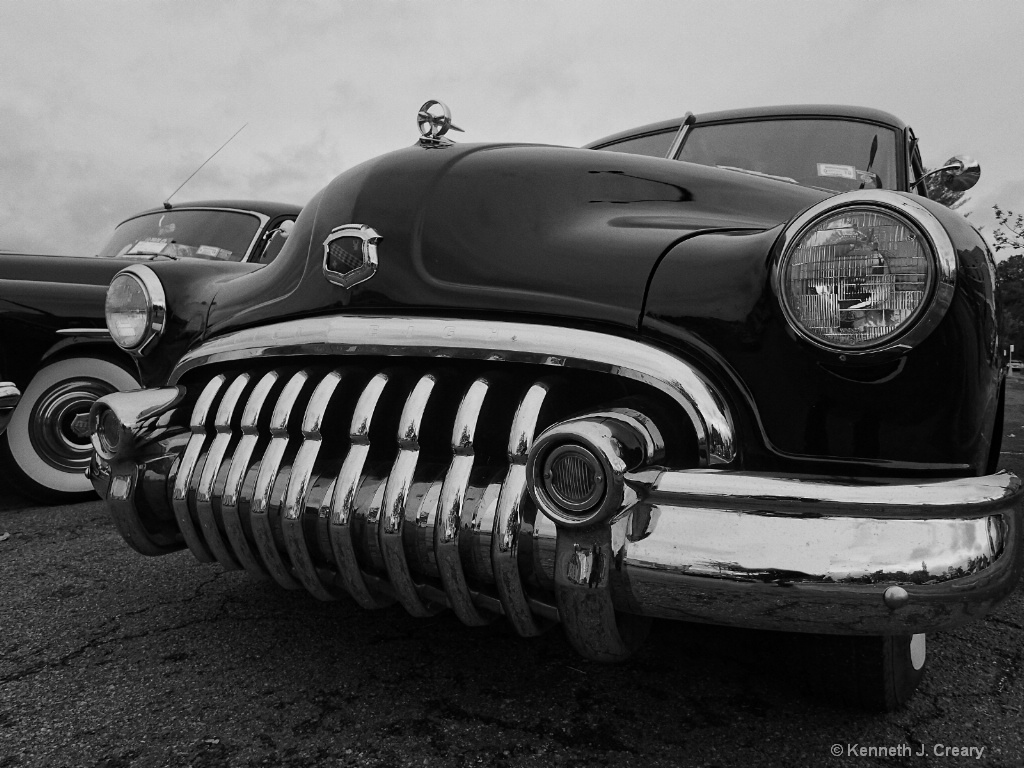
[0,200,300,501]
[88,103,1021,710]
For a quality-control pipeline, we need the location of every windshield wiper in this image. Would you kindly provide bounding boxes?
[859,135,879,190]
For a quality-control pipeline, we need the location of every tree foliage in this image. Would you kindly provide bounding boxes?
[996,252,1024,356]
[994,206,1024,256]
[992,208,1024,356]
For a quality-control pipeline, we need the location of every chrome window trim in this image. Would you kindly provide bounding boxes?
[322,224,381,289]
[771,189,957,359]
[107,264,167,356]
[170,315,736,467]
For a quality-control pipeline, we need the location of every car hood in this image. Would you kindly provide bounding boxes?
[206,142,828,336]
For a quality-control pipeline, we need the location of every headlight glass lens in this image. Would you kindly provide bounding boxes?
[781,208,933,349]
[105,273,151,349]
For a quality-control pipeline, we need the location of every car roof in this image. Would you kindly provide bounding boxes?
[585,104,908,149]
[120,199,302,225]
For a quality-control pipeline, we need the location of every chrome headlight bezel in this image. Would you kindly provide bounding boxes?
[105,264,167,355]
[772,190,957,359]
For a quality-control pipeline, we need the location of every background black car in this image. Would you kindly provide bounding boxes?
[0,200,300,502]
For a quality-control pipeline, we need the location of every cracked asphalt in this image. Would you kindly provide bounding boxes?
[3,383,1024,767]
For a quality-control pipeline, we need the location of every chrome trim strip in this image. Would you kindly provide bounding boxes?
[435,378,492,626]
[328,373,395,609]
[170,375,226,563]
[172,315,736,466]
[220,371,279,578]
[194,373,250,571]
[492,381,549,636]
[771,189,958,359]
[641,467,1021,516]
[250,370,308,590]
[380,374,441,617]
[55,328,111,337]
[283,370,347,601]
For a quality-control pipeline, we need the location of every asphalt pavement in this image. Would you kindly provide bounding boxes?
[3,384,1024,767]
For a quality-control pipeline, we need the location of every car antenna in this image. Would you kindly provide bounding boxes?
[162,123,248,210]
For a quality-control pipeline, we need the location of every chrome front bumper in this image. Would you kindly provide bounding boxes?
[86,315,1024,659]
[90,414,1023,654]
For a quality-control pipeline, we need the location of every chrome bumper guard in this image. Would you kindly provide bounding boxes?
[0,381,21,433]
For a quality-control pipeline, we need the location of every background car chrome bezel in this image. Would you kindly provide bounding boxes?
[322,224,381,289]
[106,264,167,355]
[772,190,957,359]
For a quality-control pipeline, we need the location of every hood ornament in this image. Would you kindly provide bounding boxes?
[417,100,463,147]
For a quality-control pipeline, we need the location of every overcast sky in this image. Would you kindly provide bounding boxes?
[2,0,1022,256]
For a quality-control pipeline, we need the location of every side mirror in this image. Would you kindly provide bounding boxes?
[276,219,295,240]
[913,155,981,194]
[937,155,981,192]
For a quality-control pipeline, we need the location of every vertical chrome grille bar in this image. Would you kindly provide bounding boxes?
[283,369,347,600]
[195,373,251,571]
[380,374,443,617]
[492,381,550,636]
[435,377,492,626]
[328,372,395,609]
[250,370,309,590]
[171,375,227,563]
[220,371,278,578]
[532,513,558,590]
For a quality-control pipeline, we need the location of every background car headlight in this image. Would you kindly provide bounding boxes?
[105,265,166,353]
[776,192,956,354]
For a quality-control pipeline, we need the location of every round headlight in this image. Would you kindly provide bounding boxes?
[776,193,956,354]
[105,265,166,353]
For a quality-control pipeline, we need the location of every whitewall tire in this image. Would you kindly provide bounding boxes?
[3,356,138,502]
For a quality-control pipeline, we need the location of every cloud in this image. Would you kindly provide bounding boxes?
[1,0,1022,257]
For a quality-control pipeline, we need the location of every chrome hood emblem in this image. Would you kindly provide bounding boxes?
[322,225,381,289]
[417,100,463,147]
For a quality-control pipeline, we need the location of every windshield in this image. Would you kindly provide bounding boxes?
[678,119,899,193]
[97,209,262,261]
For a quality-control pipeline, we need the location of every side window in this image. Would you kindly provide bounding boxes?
[257,218,296,264]
[596,130,676,159]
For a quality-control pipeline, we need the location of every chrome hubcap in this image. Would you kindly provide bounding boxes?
[29,378,116,472]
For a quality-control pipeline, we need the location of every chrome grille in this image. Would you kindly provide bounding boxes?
[167,362,577,631]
